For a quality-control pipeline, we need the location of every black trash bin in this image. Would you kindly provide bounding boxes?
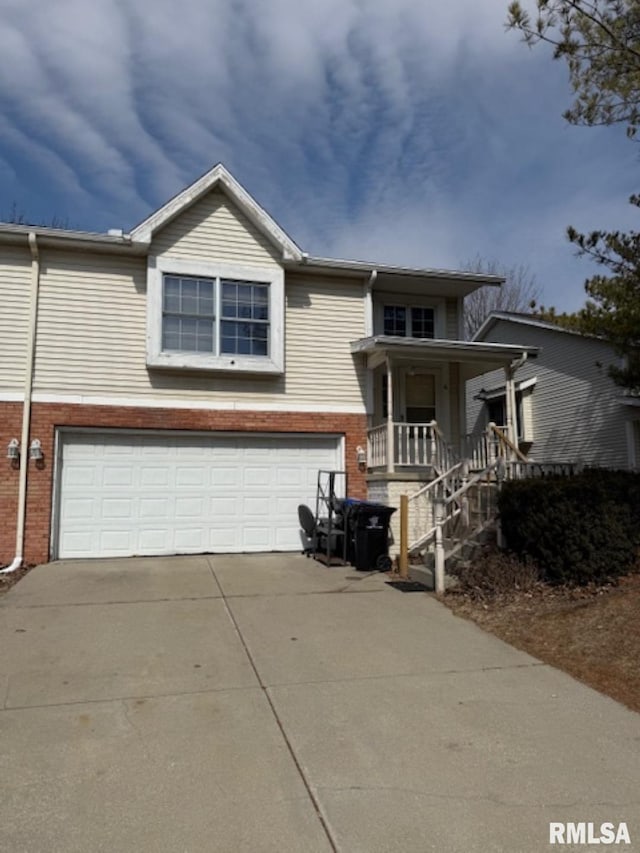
[345,501,396,571]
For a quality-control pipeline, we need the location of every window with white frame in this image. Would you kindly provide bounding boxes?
[161,275,270,357]
[383,305,435,339]
[147,257,284,374]
[220,280,269,356]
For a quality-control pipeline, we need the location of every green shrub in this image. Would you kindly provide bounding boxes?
[498,469,640,585]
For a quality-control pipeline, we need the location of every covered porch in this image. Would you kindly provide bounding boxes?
[351,336,538,474]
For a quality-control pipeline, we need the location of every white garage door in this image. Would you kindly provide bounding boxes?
[56,431,342,559]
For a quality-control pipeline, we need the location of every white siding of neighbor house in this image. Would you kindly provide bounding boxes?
[466,319,631,468]
[0,247,33,391]
[151,190,282,268]
[30,250,367,409]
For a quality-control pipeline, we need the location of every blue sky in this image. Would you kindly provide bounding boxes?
[1,0,638,311]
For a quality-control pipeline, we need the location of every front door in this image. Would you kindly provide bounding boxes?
[395,370,438,466]
[402,371,436,424]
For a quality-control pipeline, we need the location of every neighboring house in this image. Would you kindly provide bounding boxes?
[468,311,640,470]
[0,164,534,566]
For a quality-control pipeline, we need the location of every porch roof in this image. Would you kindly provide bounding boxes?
[350,335,539,375]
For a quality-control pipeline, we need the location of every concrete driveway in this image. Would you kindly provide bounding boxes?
[1,554,639,852]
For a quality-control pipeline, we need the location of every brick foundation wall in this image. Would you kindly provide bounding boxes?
[0,402,368,566]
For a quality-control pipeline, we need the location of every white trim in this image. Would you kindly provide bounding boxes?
[130,163,302,261]
[49,429,63,561]
[0,390,365,414]
[0,391,25,402]
[146,255,285,374]
[473,311,601,342]
[476,376,538,400]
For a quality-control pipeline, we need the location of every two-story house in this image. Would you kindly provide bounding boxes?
[468,311,640,470]
[0,164,535,568]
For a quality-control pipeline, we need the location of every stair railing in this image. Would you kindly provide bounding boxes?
[406,457,506,593]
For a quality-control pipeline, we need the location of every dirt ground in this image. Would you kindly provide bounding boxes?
[0,566,33,597]
[443,572,640,714]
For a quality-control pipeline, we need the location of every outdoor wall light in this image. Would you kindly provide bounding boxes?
[7,438,20,460]
[356,445,367,466]
[29,439,43,461]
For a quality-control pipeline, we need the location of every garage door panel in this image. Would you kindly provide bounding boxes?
[209,528,239,550]
[64,465,96,487]
[210,467,239,486]
[140,497,169,519]
[62,498,94,521]
[100,530,133,553]
[101,498,133,519]
[57,432,341,559]
[209,496,239,517]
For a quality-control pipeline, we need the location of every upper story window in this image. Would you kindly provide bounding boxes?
[221,280,269,356]
[147,257,284,374]
[161,276,270,357]
[383,305,435,339]
[162,276,216,353]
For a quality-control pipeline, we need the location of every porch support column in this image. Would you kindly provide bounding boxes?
[504,366,517,454]
[386,357,394,473]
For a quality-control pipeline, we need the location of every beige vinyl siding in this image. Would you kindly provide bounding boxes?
[33,251,148,393]
[152,190,282,268]
[0,247,33,391]
[466,320,630,468]
[31,251,366,409]
[285,275,366,404]
[445,298,459,340]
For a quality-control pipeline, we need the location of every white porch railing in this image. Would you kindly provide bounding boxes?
[366,420,454,471]
[367,423,387,469]
[462,422,528,469]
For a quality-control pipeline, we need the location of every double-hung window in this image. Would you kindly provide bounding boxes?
[148,258,284,374]
[383,305,435,339]
[220,280,269,356]
[161,276,270,357]
[162,276,216,353]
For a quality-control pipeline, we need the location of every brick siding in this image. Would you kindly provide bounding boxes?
[0,402,368,565]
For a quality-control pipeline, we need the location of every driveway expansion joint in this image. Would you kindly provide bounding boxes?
[207,556,340,853]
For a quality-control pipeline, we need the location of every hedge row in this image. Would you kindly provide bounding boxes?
[497,469,640,585]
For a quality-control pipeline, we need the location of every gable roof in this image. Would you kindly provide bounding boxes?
[129,163,303,261]
[473,311,591,342]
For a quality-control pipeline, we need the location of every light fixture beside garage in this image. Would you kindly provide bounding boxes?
[7,438,20,460]
[29,439,43,462]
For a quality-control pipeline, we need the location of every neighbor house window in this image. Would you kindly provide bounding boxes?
[383,305,435,339]
[161,275,269,358]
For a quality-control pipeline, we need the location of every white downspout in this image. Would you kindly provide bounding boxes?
[1,232,39,574]
[505,352,528,452]
[364,269,376,337]
[363,270,377,426]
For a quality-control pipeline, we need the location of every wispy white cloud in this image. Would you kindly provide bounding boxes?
[0,0,635,309]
